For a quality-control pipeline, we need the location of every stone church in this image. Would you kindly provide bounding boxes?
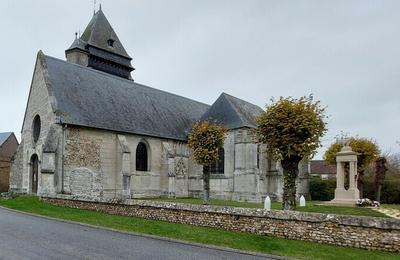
[10,9,308,202]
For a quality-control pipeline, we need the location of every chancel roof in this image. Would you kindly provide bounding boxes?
[40,53,209,141]
[201,93,263,129]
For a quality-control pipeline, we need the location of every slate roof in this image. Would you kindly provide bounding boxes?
[65,9,134,79]
[80,9,131,58]
[201,93,264,129]
[0,132,13,146]
[41,53,210,141]
[66,37,86,52]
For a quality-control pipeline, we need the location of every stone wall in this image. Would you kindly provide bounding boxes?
[63,128,105,198]
[64,128,101,170]
[43,196,400,252]
[17,54,57,194]
[60,127,284,202]
[62,127,196,199]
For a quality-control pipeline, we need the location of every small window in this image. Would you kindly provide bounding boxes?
[32,115,41,143]
[210,148,224,174]
[107,39,115,47]
[136,142,148,171]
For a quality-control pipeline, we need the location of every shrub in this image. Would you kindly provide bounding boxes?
[311,174,400,204]
[309,177,336,201]
[255,95,327,210]
[363,175,400,204]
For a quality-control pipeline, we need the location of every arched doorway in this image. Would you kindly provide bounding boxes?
[30,154,39,194]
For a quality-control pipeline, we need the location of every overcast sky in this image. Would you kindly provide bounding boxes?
[0,0,399,158]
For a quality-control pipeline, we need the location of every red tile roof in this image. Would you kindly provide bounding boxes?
[310,160,336,175]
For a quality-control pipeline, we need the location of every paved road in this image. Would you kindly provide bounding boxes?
[0,207,272,260]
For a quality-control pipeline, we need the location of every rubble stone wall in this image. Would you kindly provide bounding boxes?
[42,196,400,252]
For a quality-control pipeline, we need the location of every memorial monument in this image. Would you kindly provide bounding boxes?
[329,145,360,205]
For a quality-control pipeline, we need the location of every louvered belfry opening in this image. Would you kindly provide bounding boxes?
[65,9,134,79]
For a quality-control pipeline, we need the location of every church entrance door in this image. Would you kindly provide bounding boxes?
[31,154,39,194]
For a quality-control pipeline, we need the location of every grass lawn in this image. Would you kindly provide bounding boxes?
[0,196,398,260]
[382,204,400,210]
[142,197,388,218]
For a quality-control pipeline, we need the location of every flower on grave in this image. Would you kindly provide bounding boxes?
[356,198,380,208]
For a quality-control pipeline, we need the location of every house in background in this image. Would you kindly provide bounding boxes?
[0,132,18,192]
[309,160,336,180]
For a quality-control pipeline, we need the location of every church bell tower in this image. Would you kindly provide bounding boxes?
[65,8,134,80]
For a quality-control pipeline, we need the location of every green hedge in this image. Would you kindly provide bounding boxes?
[309,177,336,201]
[310,175,400,204]
[363,176,400,204]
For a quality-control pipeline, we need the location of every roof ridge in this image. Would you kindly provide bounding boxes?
[219,93,246,126]
[87,13,98,42]
[43,55,210,141]
[222,92,263,110]
[222,92,263,126]
[80,8,130,58]
[44,55,210,108]
[200,93,247,130]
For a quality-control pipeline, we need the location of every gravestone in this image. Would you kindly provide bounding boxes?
[264,196,271,210]
[300,195,306,207]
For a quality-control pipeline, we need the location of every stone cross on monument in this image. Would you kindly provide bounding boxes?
[329,145,360,205]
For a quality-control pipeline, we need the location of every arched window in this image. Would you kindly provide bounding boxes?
[210,148,224,174]
[32,115,41,143]
[136,142,148,171]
